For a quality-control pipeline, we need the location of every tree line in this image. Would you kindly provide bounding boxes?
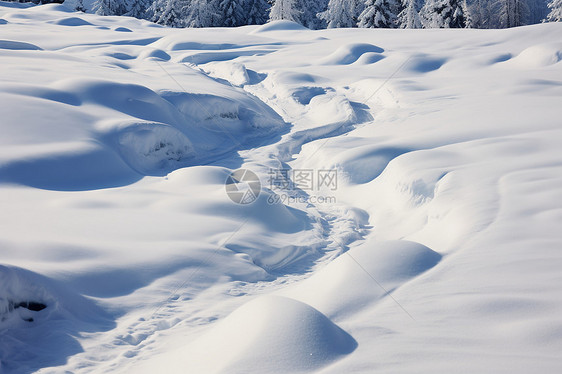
[84,0,562,28]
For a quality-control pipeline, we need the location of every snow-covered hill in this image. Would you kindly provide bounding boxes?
[1,3,561,373]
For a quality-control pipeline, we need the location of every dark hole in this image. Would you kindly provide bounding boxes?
[23,318,34,322]
[15,301,47,312]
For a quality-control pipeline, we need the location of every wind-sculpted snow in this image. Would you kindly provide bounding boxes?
[1,3,562,374]
[280,241,442,318]
[319,43,384,65]
[0,265,115,373]
[0,52,286,187]
[252,20,309,32]
[505,43,562,68]
[0,39,41,50]
[148,295,357,373]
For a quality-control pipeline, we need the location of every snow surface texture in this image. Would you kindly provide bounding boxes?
[1,3,562,373]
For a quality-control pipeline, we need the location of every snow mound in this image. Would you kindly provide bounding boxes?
[332,146,411,184]
[167,41,238,51]
[252,20,309,33]
[291,86,329,105]
[0,142,142,191]
[109,121,196,175]
[4,83,82,106]
[508,44,562,68]
[52,16,93,26]
[138,48,170,61]
[182,295,356,373]
[354,51,386,65]
[404,54,448,73]
[56,78,184,125]
[319,43,384,65]
[0,266,53,327]
[0,70,286,188]
[0,265,114,372]
[283,241,442,317]
[104,51,136,60]
[0,39,41,50]
[202,61,250,87]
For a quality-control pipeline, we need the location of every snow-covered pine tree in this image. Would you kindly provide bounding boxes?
[526,0,549,23]
[94,0,128,16]
[450,1,467,26]
[397,0,422,28]
[246,0,270,24]
[269,0,303,23]
[469,0,494,27]
[75,0,87,12]
[184,0,221,27]
[546,0,562,20]
[420,0,467,27]
[358,0,399,28]
[354,0,366,18]
[155,0,188,26]
[124,0,152,19]
[299,0,329,29]
[498,0,530,27]
[218,0,247,26]
[146,0,164,22]
[462,0,473,26]
[319,0,361,28]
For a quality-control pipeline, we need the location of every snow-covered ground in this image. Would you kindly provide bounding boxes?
[1,2,562,373]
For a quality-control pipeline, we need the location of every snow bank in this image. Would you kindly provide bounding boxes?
[252,20,309,33]
[281,241,441,318]
[143,295,356,373]
[0,265,114,372]
[506,43,562,68]
[319,43,384,65]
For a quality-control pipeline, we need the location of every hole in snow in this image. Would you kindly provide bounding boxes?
[15,301,47,312]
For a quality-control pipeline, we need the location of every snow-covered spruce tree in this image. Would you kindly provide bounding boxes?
[299,0,329,29]
[498,0,530,27]
[155,0,188,26]
[469,0,490,27]
[269,0,303,23]
[124,0,152,18]
[397,0,422,27]
[94,0,128,16]
[420,0,467,28]
[246,0,270,24]
[527,0,549,23]
[218,0,247,26]
[184,0,221,27]
[358,0,399,28]
[546,0,562,20]
[462,0,474,26]
[146,0,165,22]
[75,0,87,12]
[319,0,362,28]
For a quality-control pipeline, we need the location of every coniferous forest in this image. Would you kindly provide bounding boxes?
[80,0,561,29]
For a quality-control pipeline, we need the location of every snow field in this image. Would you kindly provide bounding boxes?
[1,3,562,373]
